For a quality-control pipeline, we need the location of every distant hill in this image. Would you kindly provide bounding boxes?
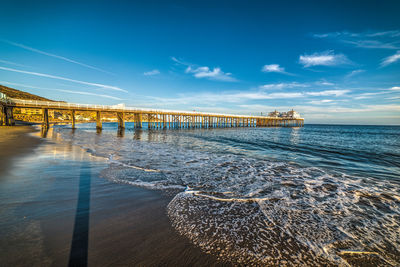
[0,84,58,102]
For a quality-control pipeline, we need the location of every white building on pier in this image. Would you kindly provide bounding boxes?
[268,109,301,119]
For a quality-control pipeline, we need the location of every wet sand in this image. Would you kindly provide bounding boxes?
[0,125,42,176]
[0,127,227,266]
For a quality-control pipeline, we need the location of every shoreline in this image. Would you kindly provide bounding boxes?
[0,126,227,266]
[1,123,399,265]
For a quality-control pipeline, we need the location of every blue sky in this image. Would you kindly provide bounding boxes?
[0,0,399,125]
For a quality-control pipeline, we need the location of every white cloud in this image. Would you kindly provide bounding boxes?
[145,90,306,106]
[185,66,236,82]
[0,59,30,68]
[0,81,47,90]
[55,89,123,100]
[346,69,365,78]
[261,64,294,75]
[239,103,400,114]
[0,66,127,92]
[262,64,284,73]
[144,88,353,108]
[315,80,335,86]
[299,51,350,67]
[260,82,308,90]
[365,104,400,112]
[171,56,189,65]
[308,99,335,105]
[171,56,237,82]
[354,92,387,100]
[353,96,370,100]
[0,80,123,100]
[2,40,112,74]
[236,92,303,100]
[312,31,400,49]
[343,40,400,49]
[353,90,397,100]
[365,30,400,38]
[381,51,400,67]
[144,69,160,76]
[221,89,349,102]
[306,90,350,96]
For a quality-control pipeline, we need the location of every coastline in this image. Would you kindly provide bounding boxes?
[2,124,398,265]
[0,126,227,266]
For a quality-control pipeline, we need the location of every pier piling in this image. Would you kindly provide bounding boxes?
[1,106,15,126]
[42,108,49,128]
[0,106,6,126]
[96,111,102,130]
[71,110,76,129]
[117,112,125,129]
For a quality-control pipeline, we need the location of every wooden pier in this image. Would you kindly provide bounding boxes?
[1,98,304,129]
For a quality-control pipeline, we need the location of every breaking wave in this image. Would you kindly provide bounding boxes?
[54,125,400,266]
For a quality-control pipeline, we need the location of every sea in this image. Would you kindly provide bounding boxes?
[48,123,400,265]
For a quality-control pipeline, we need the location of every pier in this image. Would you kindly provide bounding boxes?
[1,98,304,129]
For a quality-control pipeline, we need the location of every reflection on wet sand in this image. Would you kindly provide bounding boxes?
[117,128,125,138]
[41,126,48,138]
[35,127,106,162]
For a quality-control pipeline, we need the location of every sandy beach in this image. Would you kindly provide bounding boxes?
[0,126,227,266]
[0,126,42,176]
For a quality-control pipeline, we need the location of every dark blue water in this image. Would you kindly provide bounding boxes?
[65,123,400,180]
[54,123,400,265]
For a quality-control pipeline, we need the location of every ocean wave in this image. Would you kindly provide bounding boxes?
[54,126,400,265]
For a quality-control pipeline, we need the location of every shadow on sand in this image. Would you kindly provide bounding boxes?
[68,164,91,267]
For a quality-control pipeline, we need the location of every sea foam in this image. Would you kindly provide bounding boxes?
[54,126,400,265]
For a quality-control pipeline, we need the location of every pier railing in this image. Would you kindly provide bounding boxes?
[5,98,270,118]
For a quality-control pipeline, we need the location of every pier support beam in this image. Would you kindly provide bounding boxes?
[163,114,166,129]
[0,106,6,125]
[96,111,102,130]
[148,114,152,129]
[117,112,125,129]
[42,108,49,128]
[2,106,15,126]
[9,107,15,126]
[71,110,76,129]
[134,113,142,128]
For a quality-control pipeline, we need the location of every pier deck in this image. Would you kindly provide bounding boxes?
[1,98,304,129]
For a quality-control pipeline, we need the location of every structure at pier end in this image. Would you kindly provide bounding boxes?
[1,95,304,129]
[268,109,301,119]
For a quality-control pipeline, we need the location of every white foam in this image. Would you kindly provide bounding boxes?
[54,127,400,266]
